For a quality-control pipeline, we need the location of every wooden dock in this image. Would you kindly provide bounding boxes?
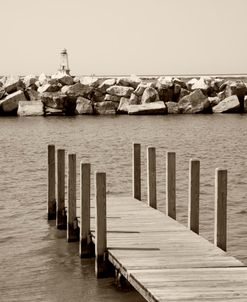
[47,144,247,301]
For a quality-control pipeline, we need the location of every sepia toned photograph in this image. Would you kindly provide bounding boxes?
[1,0,247,301]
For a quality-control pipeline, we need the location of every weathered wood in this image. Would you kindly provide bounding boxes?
[147,147,157,209]
[188,159,200,234]
[214,169,227,251]
[67,154,78,242]
[166,152,176,219]
[79,163,93,257]
[95,172,108,277]
[132,143,141,200]
[47,144,56,220]
[56,149,66,229]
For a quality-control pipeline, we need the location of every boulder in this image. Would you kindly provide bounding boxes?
[179,88,190,100]
[191,77,209,91]
[104,94,121,103]
[173,78,187,89]
[38,73,48,86]
[41,92,76,114]
[94,101,116,114]
[186,78,198,90]
[66,82,93,98]
[116,75,141,88]
[98,78,116,93]
[23,75,37,88]
[106,85,134,97]
[17,101,44,116]
[129,93,140,105]
[92,90,105,102]
[141,87,160,103]
[0,76,7,86]
[4,76,25,94]
[178,89,210,113]
[0,87,5,99]
[61,85,70,94]
[208,96,221,107]
[230,80,247,112]
[75,97,94,114]
[156,79,173,102]
[166,102,180,114]
[0,90,27,113]
[157,76,173,87]
[134,83,148,97]
[53,72,74,86]
[73,76,80,83]
[25,89,40,101]
[117,97,130,113]
[128,101,167,115]
[38,84,60,93]
[80,76,100,87]
[212,95,240,113]
[45,107,64,116]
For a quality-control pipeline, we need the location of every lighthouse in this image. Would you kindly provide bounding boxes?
[59,48,70,75]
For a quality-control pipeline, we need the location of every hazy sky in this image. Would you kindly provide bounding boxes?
[1,0,247,76]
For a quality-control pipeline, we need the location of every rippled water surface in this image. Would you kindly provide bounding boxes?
[0,115,247,301]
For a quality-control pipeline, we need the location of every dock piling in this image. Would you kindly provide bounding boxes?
[79,163,93,257]
[188,159,200,234]
[166,152,176,219]
[56,149,66,229]
[67,154,78,242]
[214,168,227,251]
[133,143,141,201]
[95,172,108,278]
[147,147,157,209]
[47,144,56,220]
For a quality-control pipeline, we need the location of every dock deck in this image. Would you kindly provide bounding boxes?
[78,196,247,302]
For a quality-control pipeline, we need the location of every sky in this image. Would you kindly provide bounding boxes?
[1,0,247,76]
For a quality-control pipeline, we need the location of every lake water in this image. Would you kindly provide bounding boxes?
[0,114,247,302]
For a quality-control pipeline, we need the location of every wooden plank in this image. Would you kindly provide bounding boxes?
[67,154,78,242]
[47,144,56,220]
[166,152,176,219]
[147,147,157,209]
[79,163,93,257]
[215,169,227,251]
[133,143,141,200]
[188,159,200,234]
[56,149,66,229]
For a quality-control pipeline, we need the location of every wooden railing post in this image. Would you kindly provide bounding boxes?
[214,168,227,251]
[147,147,157,209]
[166,152,176,219]
[67,154,78,242]
[48,144,56,220]
[79,163,93,257]
[188,159,200,234]
[56,149,66,229]
[95,172,108,278]
[133,143,141,200]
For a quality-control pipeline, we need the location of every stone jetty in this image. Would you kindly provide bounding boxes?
[0,73,247,116]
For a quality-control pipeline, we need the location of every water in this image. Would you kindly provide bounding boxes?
[0,114,247,301]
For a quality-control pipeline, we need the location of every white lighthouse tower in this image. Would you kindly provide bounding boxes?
[59,48,70,75]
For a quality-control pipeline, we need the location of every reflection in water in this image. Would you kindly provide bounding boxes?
[0,115,247,301]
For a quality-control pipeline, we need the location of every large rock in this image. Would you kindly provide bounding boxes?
[104,94,121,103]
[25,89,40,101]
[141,87,159,103]
[75,97,93,114]
[212,95,240,113]
[128,101,167,115]
[191,77,209,91]
[179,88,190,100]
[38,73,48,86]
[186,78,198,90]
[41,92,76,114]
[94,101,116,114]
[117,97,130,113]
[23,75,37,88]
[0,87,5,99]
[134,83,148,97]
[156,79,173,102]
[116,75,141,89]
[54,72,74,86]
[4,76,25,94]
[66,82,93,98]
[38,84,60,93]
[208,96,221,107]
[80,76,100,87]
[17,101,44,116]
[0,90,27,113]
[230,80,247,112]
[129,93,140,105]
[98,78,116,93]
[166,102,180,114]
[178,89,210,113]
[157,76,173,87]
[106,85,134,97]
[92,90,105,102]
[173,78,187,89]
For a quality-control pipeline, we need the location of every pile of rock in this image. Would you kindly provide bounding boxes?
[0,73,247,116]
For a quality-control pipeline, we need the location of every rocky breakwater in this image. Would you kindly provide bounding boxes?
[0,73,247,116]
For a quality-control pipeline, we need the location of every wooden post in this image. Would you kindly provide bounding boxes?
[147,147,157,209]
[95,172,108,278]
[133,143,141,200]
[166,152,176,219]
[188,159,200,234]
[67,154,78,242]
[56,149,66,229]
[214,168,227,251]
[79,163,93,257]
[47,144,56,220]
